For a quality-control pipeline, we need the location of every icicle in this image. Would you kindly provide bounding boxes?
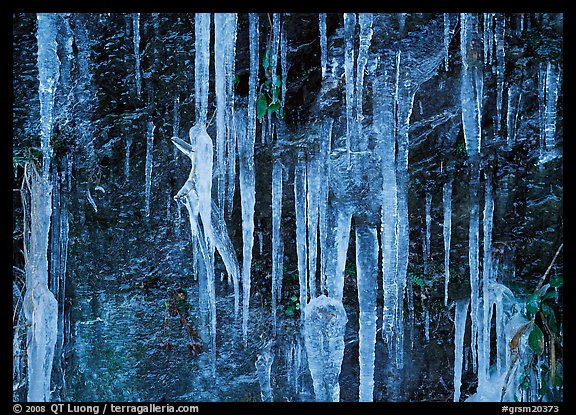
[355,13,373,146]
[480,173,494,385]
[307,155,320,300]
[319,13,328,78]
[538,63,546,150]
[225,14,238,219]
[125,135,132,181]
[424,305,430,342]
[271,159,283,326]
[319,118,333,295]
[495,13,505,136]
[443,180,453,306]
[461,13,483,373]
[398,13,406,34]
[294,155,308,316]
[344,13,356,159]
[326,207,352,302]
[395,86,416,370]
[544,62,560,150]
[195,13,211,126]
[506,84,521,146]
[237,13,259,345]
[483,13,494,66]
[356,225,379,401]
[237,107,255,345]
[172,97,180,161]
[453,299,469,402]
[132,13,141,99]
[304,295,347,402]
[407,272,415,349]
[280,22,288,105]
[374,70,398,352]
[255,342,275,402]
[444,13,451,70]
[86,188,97,213]
[424,192,432,273]
[214,14,228,212]
[144,122,155,219]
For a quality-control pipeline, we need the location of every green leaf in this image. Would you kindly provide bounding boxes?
[548,309,558,334]
[233,74,240,85]
[528,325,544,355]
[256,93,268,120]
[550,274,563,288]
[553,373,563,387]
[295,303,300,310]
[542,289,557,301]
[526,293,541,316]
[519,371,530,391]
[285,307,294,316]
[290,295,298,303]
[274,75,282,87]
[267,101,281,115]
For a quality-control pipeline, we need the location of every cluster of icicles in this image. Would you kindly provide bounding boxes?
[23,12,560,402]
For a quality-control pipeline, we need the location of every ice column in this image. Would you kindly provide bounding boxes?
[318,118,333,295]
[225,13,238,218]
[495,14,505,135]
[544,62,560,150]
[214,14,228,213]
[304,295,347,402]
[319,13,328,78]
[355,13,373,146]
[344,13,356,158]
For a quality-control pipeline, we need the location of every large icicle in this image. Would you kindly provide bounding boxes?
[304,295,347,402]
[479,173,494,387]
[444,14,451,70]
[144,122,155,219]
[239,13,259,345]
[443,180,453,306]
[356,225,379,401]
[195,13,211,126]
[460,14,483,372]
[355,13,373,146]
[237,109,256,345]
[506,84,521,146]
[225,13,238,218]
[214,14,228,213]
[132,13,141,99]
[373,69,398,352]
[424,192,432,273]
[294,155,308,316]
[307,155,320,300]
[271,159,283,326]
[23,13,61,402]
[453,299,469,402]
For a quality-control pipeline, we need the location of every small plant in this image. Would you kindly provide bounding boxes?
[159,287,203,356]
[257,49,284,121]
[13,147,42,169]
[284,294,300,317]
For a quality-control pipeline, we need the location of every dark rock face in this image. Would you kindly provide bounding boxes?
[12,13,562,402]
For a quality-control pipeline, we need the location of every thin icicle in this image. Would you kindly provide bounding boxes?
[424,192,432,274]
[255,342,275,401]
[319,13,328,78]
[144,122,155,219]
[344,13,356,159]
[172,97,180,161]
[280,23,288,105]
[294,155,308,316]
[495,13,505,136]
[443,180,453,306]
[307,155,320,300]
[453,299,469,402]
[132,13,141,99]
[444,13,451,70]
[355,13,373,147]
[271,159,283,326]
[319,118,333,295]
[86,188,97,213]
[225,13,238,218]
